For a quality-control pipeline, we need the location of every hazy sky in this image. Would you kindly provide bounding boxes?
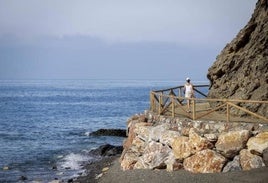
[0,0,257,81]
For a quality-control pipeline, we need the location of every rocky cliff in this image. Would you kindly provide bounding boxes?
[207,0,268,116]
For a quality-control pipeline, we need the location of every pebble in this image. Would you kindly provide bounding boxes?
[102,167,109,172]
[95,173,103,179]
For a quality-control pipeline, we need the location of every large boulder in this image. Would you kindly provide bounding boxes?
[240,149,265,170]
[247,132,268,154]
[215,130,250,158]
[183,149,227,173]
[207,0,268,117]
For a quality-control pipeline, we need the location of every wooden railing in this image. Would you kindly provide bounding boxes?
[150,85,268,123]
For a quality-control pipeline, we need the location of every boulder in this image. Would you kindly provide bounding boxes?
[134,123,153,142]
[183,149,226,173]
[159,130,181,146]
[149,124,170,142]
[247,132,268,154]
[215,130,250,158]
[120,150,139,170]
[240,149,265,170]
[189,128,214,154]
[89,129,126,137]
[134,141,171,169]
[263,147,268,166]
[89,144,123,157]
[222,155,242,172]
[171,136,192,160]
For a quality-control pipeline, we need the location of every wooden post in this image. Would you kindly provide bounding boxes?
[159,94,163,115]
[226,102,230,122]
[172,96,175,117]
[192,99,196,120]
[150,92,153,111]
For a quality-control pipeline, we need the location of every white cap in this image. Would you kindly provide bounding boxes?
[186,77,190,81]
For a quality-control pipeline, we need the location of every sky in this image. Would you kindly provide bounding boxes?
[0,0,257,81]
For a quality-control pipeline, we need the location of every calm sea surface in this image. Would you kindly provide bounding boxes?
[0,79,192,182]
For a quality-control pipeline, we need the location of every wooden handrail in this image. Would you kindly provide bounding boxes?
[150,85,268,123]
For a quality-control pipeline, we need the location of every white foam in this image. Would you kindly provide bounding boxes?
[60,153,92,170]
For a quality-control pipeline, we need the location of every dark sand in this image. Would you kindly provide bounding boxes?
[75,157,268,183]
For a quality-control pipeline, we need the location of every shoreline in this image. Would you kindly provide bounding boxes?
[74,157,268,183]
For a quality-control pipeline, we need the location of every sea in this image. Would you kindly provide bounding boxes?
[1,79,204,182]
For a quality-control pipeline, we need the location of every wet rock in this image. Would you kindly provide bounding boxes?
[3,166,9,170]
[90,129,126,137]
[89,144,123,157]
[67,178,73,183]
[19,176,27,181]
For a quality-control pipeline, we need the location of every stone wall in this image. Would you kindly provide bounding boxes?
[207,0,268,117]
[120,111,268,173]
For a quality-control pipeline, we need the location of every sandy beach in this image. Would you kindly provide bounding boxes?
[74,157,268,183]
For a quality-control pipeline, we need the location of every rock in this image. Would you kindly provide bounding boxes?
[19,176,27,181]
[149,124,169,142]
[171,136,192,160]
[183,149,226,173]
[247,132,268,154]
[189,128,214,154]
[215,130,250,158]
[102,167,109,172]
[134,123,153,142]
[123,119,138,150]
[240,149,265,170]
[207,0,268,117]
[89,144,123,157]
[90,128,126,137]
[95,173,103,180]
[67,179,73,183]
[120,150,139,170]
[134,141,171,170]
[3,166,9,170]
[159,130,181,146]
[222,155,242,172]
[49,180,60,183]
[165,152,183,172]
[204,133,218,142]
[263,147,268,166]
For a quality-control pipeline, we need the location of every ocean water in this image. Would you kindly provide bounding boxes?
[0,79,188,182]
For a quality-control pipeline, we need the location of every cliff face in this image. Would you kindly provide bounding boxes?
[207,0,268,116]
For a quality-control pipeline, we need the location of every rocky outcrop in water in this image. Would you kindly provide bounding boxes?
[89,129,126,137]
[120,111,268,173]
[207,0,268,117]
